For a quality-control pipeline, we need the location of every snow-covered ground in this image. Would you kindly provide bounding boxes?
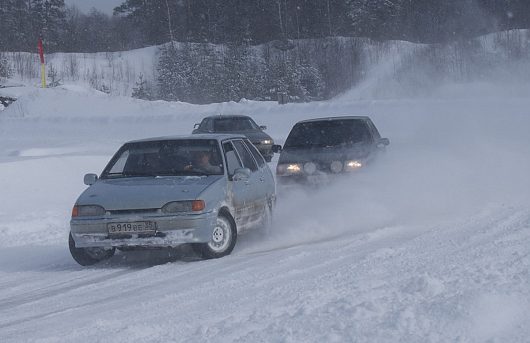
[1,82,530,342]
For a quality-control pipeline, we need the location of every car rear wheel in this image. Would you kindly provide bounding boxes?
[193,213,237,259]
[69,232,115,266]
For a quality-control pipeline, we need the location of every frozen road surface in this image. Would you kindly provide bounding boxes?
[1,85,529,342]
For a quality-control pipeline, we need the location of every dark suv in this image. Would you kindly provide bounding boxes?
[276,116,389,186]
[193,115,276,162]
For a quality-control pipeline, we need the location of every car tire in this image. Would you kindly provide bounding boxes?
[69,232,115,266]
[192,213,237,259]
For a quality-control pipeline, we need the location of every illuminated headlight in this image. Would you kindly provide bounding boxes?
[277,163,302,175]
[330,161,343,173]
[303,162,317,175]
[261,139,273,145]
[162,200,205,213]
[344,160,363,171]
[72,205,105,217]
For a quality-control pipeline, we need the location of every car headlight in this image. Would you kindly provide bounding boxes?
[344,160,363,171]
[162,200,205,213]
[276,163,302,176]
[261,139,273,145]
[72,205,106,217]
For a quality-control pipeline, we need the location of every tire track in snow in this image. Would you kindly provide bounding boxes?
[0,269,133,311]
[0,254,231,331]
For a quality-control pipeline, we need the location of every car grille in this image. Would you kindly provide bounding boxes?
[107,208,159,215]
[312,161,332,173]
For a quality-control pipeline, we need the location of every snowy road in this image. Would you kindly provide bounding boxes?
[1,85,530,342]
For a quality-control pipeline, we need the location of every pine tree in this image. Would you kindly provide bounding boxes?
[19,0,67,52]
[132,74,152,100]
[157,43,194,101]
[47,64,60,87]
[0,54,12,80]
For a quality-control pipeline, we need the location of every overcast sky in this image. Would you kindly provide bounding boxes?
[64,0,123,15]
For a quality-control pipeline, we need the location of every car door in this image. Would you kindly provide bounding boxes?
[243,139,274,204]
[231,139,264,226]
[222,140,252,228]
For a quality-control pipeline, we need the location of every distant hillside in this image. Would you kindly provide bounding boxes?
[2,29,529,102]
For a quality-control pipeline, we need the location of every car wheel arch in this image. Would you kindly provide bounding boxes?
[218,206,237,231]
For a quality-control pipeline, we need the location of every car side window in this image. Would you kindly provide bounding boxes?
[233,140,258,172]
[200,118,213,132]
[366,120,380,141]
[109,150,129,174]
[223,142,242,176]
[244,139,265,167]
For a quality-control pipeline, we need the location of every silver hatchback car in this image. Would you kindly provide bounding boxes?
[69,134,276,266]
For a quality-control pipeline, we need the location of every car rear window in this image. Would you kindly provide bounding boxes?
[284,119,372,148]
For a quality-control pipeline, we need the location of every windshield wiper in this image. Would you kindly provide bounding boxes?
[185,170,210,176]
[120,172,158,177]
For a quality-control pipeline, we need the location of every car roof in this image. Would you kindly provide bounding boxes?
[126,134,246,144]
[202,114,253,120]
[296,116,371,124]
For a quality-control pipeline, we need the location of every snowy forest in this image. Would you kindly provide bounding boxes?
[2,0,530,51]
[1,0,530,103]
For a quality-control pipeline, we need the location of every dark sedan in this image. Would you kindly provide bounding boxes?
[276,116,389,187]
[193,115,276,162]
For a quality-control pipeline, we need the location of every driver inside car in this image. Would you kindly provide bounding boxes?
[186,150,221,174]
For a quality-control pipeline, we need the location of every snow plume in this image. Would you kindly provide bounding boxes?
[244,94,530,253]
[344,29,530,100]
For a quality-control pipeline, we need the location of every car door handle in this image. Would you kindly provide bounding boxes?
[245,181,250,186]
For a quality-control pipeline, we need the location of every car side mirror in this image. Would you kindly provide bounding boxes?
[259,125,267,130]
[84,173,98,185]
[194,123,200,129]
[272,145,282,153]
[233,168,251,181]
[377,138,390,148]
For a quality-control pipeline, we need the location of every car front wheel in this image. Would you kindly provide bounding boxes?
[193,213,237,259]
[69,232,115,266]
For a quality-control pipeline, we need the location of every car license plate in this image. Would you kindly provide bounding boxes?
[107,221,156,234]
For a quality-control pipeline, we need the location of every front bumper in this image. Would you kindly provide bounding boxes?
[70,211,217,248]
[277,173,333,187]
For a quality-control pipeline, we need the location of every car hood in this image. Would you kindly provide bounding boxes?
[76,175,224,210]
[278,145,371,164]
[242,131,272,143]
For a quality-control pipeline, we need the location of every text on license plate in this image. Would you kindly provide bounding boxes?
[108,221,156,234]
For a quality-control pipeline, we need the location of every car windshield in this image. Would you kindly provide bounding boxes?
[213,117,259,132]
[284,119,371,148]
[101,139,224,178]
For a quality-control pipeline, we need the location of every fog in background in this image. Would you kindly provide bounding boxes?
[64,0,122,15]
